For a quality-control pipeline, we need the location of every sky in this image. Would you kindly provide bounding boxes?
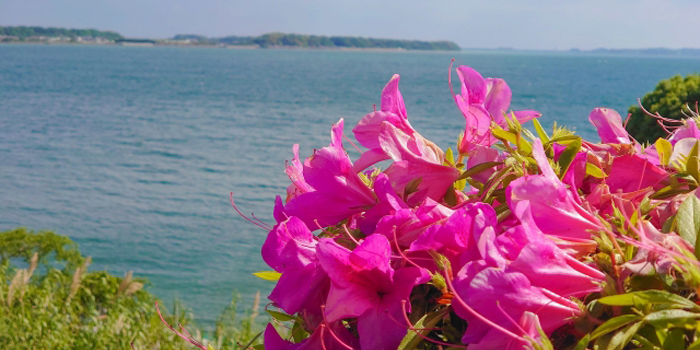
[1,0,699,50]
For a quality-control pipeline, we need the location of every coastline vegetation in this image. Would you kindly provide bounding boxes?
[626,74,700,143]
[0,228,264,350]
[175,32,461,51]
[0,25,460,50]
[0,26,123,42]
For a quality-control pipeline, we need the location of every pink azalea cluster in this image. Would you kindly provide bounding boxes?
[249,65,700,350]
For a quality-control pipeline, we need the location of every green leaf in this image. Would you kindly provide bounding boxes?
[266,310,295,322]
[655,138,673,167]
[675,194,700,249]
[632,326,659,349]
[444,147,455,166]
[491,125,532,154]
[532,119,550,144]
[240,331,263,349]
[663,328,685,350]
[397,309,448,350]
[607,321,644,350]
[549,135,581,144]
[689,338,700,350]
[644,309,700,328]
[454,177,467,191]
[573,334,590,350]
[505,112,523,133]
[586,163,605,179]
[291,320,308,343]
[557,137,582,176]
[590,314,639,340]
[482,169,513,202]
[651,185,690,200]
[252,271,281,281]
[598,290,700,311]
[404,177,423,198]
[456,161,503,181]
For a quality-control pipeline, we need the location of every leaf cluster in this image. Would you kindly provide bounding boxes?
[626,74,700,143]
[0,228,265,350]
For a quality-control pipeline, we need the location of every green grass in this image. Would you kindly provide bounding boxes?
[0,228,265,350]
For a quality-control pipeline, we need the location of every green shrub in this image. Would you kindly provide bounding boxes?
[626,74,700,143]
[0,228,264,350]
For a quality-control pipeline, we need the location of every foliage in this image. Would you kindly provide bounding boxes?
[175,32,460,51]
[626,74,700,143]
[0,26,124,41]
[251,33,460,50]
[0,228,264,350]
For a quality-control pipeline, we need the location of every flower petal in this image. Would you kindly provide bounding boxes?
[456,65,487,104]
[484,78,512,124]
[589,108,631,144]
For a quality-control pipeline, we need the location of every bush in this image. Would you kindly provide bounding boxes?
[0,228,264,350]
[240,66,700,349]
[626,74,700,143]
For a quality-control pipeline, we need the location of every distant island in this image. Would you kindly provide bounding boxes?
[0,26,123,44]
[0,25,461,51]
[171,33,461,51]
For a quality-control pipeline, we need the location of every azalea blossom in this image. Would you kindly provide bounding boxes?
[452,65,540,153]
[316,234,429,350]
[284,119,376,228]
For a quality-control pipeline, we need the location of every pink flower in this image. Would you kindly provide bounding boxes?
[351,75,459,204]
[453,266,582,346]
[264,322,359,350]
[668,119,700,144]
[465,144,500,184]
[623,220,694,276]
[606,154,667,193]
[316,234,429,350]
[449,204,597,348]
[464,312,549,350]
[352,74,430,171]
[452,65,540,153]
[588,108,632,144]
[353,75,415,148]
[504,231,605,297]
[409,203,501,268]
[507,140,603,240]
[285,119,376,228]
[356,173,409,234]
[261,216,328,322]
[374,197,453,247]
[285,144,314,201]
[378,122,460,204]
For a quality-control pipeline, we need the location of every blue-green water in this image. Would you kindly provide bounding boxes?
[1,44,698,325]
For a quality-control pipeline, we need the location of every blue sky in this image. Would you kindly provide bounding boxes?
[1,0,699,50]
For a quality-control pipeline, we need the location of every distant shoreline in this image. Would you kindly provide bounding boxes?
[0,41,461,52]
[1,26,461,51]
[3,42,700,58]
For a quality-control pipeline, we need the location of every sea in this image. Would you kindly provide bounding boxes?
[1,44,698,326]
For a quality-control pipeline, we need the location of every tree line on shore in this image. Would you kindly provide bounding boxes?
[0,25,461,51]
[175,32,462,50]
[0,26,123,41]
